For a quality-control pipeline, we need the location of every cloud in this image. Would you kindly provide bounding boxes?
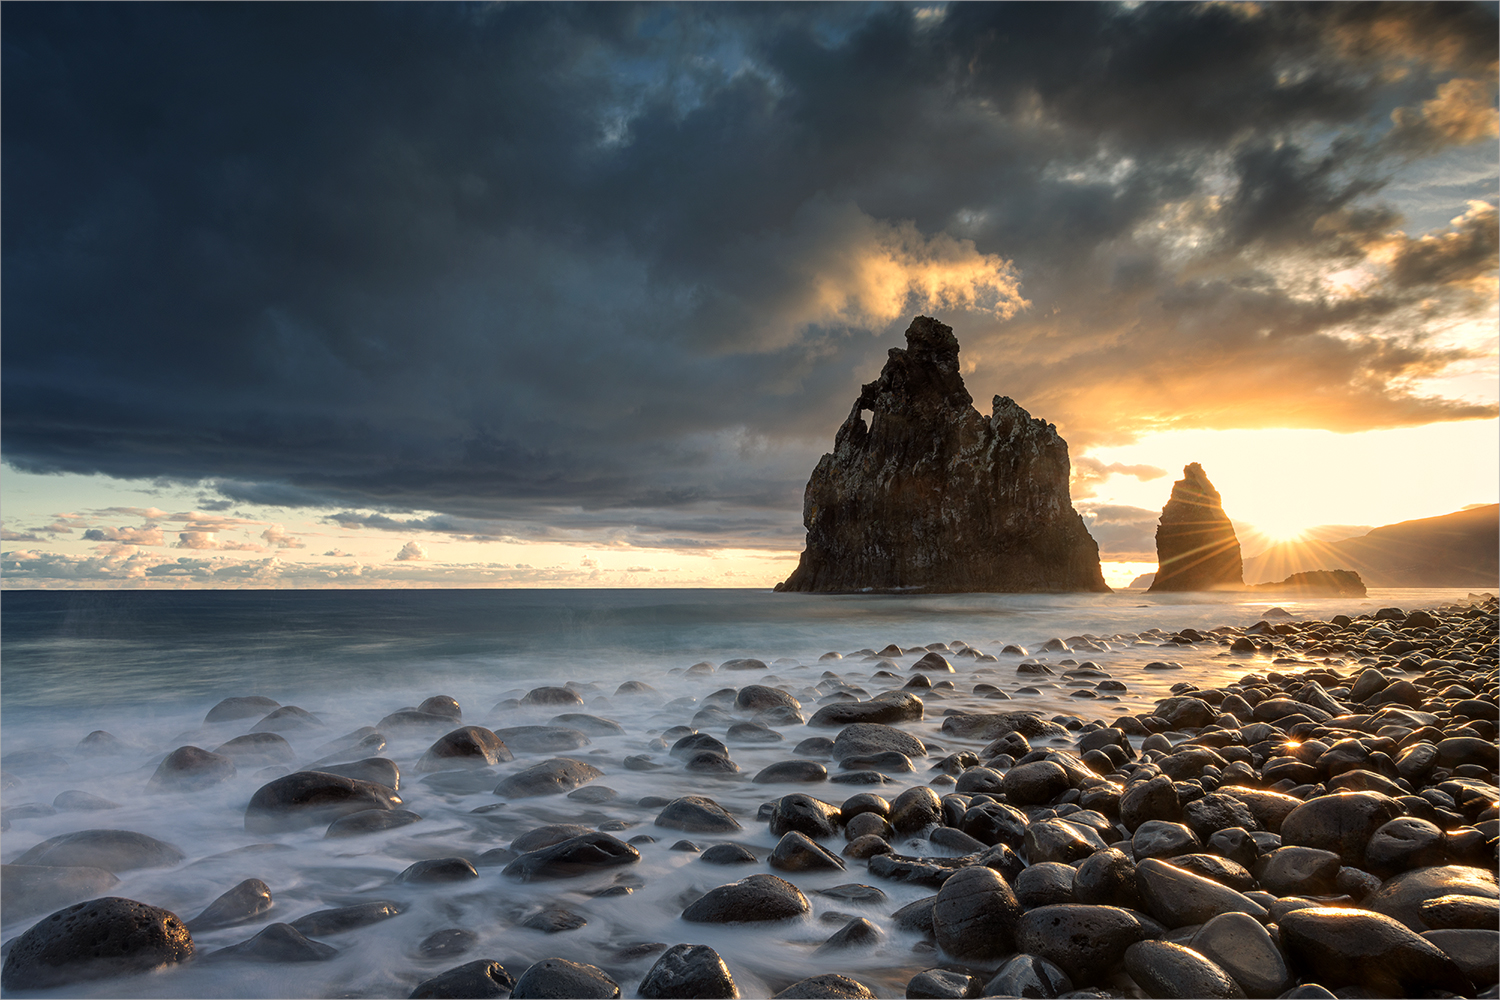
[174,531,264,551]
[394,541,427,561]
[1,3,1494,556]
[260,524,306,549]
[1071,457,1168,499]
[2,529,42,542]
[81,525,166,546]
[1078,503,1161,561]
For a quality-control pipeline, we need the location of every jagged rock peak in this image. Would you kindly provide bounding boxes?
[776,316,1109,594]
[1148,462,1244,592]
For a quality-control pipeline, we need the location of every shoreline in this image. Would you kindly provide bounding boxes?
[1,592,1496,997]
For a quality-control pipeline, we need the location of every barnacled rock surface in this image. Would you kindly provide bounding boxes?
[777,316,1108,594]
[1149,462,1244,591]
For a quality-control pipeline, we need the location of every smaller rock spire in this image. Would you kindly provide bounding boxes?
[1148,462,1244,591]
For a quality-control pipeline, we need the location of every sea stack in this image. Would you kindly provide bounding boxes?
[1148,463,1244,591]
[777,316,1108,594]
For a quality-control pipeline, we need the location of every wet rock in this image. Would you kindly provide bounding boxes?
[1136,858,1267,927]
[843,834,893,859]
[1421,893,1500,930]
[492,726,590,753]
[771,973,877,998]
[685,751,740,774]
[503,832,640,881]
[770,793,842,840]
[982,954,1074,999]
[930,827,986,854]
[960,800,1029,847]
[77,730,129,755]
[418,928,478,958]
[512,824,596,851]
[187,878,273,931]
[755,760,828,783]
[410,958,515,999]
[14,829,185,872]
[147,746,237,792]
[1014,904,1149,986]
[494,757,603,797]
[1253,845,1343,896]
[720,658,769,672]
[1132,820,1202,861]
[417,695,462,720]
[769,830,845,872]
[550,713,625,736]
[817,916,883,952]
[1217,786,1301,833]
[0,864,121,922]
[245,771,402,833]
[1025,818,1100,865]
[1190,911,1289,998]
[1280,791,1404,867]
[213,732,298,765]
[1016,862,1078,908]
[205,696,281,724]
[324,808,422,837]
[510,959,621,995]
[51,790,122,812]
[415,727,512,772]
[0,896,194,990]
[1421,928,1499,986]
[317,757,400,789]
[1364,864,1498,932]
[1364,816,1448,875]
[889,785,943,835]
[912,652,954,672]
[1170,853,1254,892]
[1073,848,1144,910]
[1183,792,1260,839]
[520,686,585,707]
[906,968,982,999]
[251,705,323,732]
[952,711,1069,743]
[701,843,758,865]
[670,733,730,759]
[1002,760,1072,805]
[637,943,739,999]
[933,865,1020,962]
[728,720,784,744]
[209,922,337,962]
[654,795,742,833]
[312,728,387,761]
[1120,774,1180,832]
[1148,462,1242,592]
[1123,940,1245,999]
[288,900,402,937]
[839,750,913,772]
[521,905,586,933]
[1279,905,1472,996]
[796,737,837,758]
[813,693,926,730]
[736,684,800,713]
[396,858,478,884]
[682,873,810,923]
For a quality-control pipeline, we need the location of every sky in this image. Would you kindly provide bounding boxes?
[2,2,1497,591]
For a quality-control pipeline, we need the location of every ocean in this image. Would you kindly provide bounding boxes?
[0,586,1485,997]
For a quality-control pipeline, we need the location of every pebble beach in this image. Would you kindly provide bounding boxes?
[2,591,1497,999]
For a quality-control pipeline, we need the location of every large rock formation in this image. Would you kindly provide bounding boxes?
[776,317,1108,594]
[1148,463,1243,591]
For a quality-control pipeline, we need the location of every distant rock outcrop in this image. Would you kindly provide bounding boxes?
[776,316,1108,594]
[1242,505,1499,587]
[1148,463,1244,592]
[1250,569,1367,596]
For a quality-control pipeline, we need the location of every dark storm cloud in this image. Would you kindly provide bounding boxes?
[3,2,1495,549]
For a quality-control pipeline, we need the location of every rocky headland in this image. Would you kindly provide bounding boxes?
[1148,464,1244,593]
[778,316,1108,594]
[3,595,1497,998]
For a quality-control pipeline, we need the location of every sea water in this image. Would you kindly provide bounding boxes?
[0,587,1482,997]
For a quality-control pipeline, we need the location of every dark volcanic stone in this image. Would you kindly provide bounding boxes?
[1279,906,1473,996]
[1002,760,1071,805]
[491,726,590,753]
[1363,816,1447,875]
[410,959,514,999]
[906,968,982,999]
[889,785,943,835]
[245,771,401,833]
[1148,463,1243,592]
[0,864,121,922]
[655,795,742,833]
[1072,848,1143,910]
[754,760,828,783]
[811,694,926,727]
[417,928,478,958]
[417,695,462,720]
[933,865,1021,962]
[736,684,800,712]
[770,793,842,839]
[1279,791,1403,867]
[1135,858,1267,927]
[252,705,323,732]
[1,896,193,990]
[13,829,185,872]
[324,808,421,837]
[776,316,1108,594]
[700,843,757,865]
[682,873,810,923]
[1024,818,1100,864]
[1364,864,1499,932]
[208,922,336,962]
[983,954,1073,999]
[769,830,845,872]
[816,916,883,953]
[1122,940,1244,999]
[521,906,586,933]
[317,757,401,789]
[670,733,730,759]
[187,878,273,931]
[637,943,738,999]
[416,727,512,772]
[830,721,927,761]
[511,824,595,851]
[494,757,603,797]
[1421,893,1500,930]
[1132,820,1202,860]
[205,696,281,724]
[1190,911,1290,998]
[771,973,877,998]
[396,857,478,884]
[511,957,621,998]
[1016,862,1078,908]
[520,687,584,707]
[1421,928,1500,985]
[502,832,639,881]
[1014,904,1149,986]
[1120,774,1180,832]
[685,751,740,774]
[147,746,237,792]
[213,732,297,764]
[288,900,401,937]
